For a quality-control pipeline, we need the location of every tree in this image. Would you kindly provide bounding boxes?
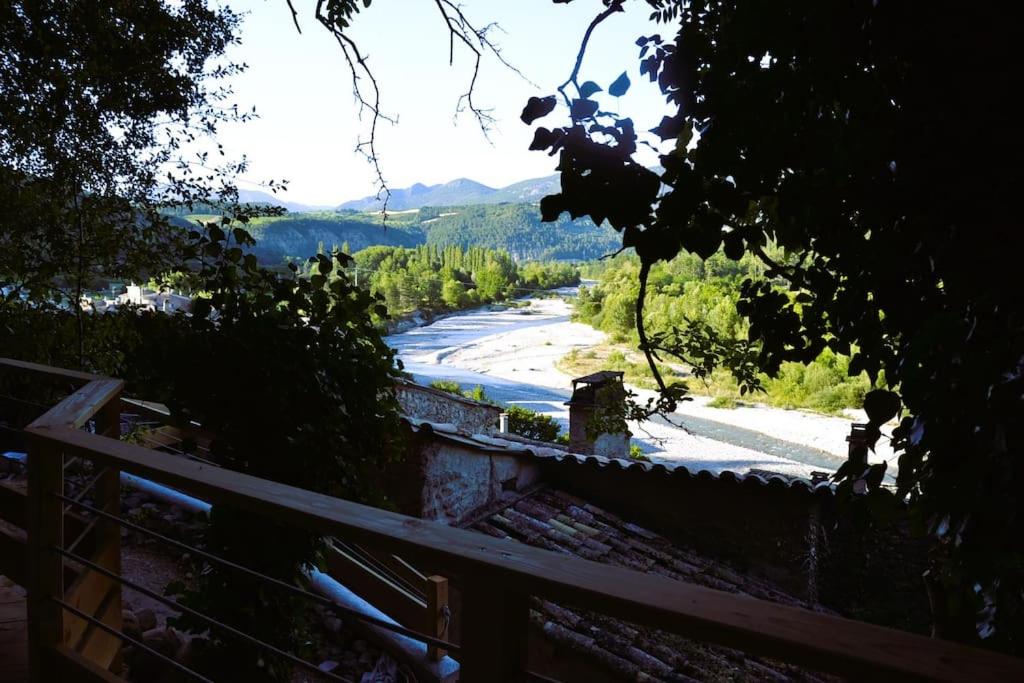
[1,4,406,678]
[522,0,1021,650]
[0,0,256,362]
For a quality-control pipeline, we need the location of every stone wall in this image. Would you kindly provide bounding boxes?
[395,380,501,435]
[388,432,542,526]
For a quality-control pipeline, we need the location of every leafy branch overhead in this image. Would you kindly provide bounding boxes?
[527,0,1023,649]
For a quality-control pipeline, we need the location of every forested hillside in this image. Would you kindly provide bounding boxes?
[420,204,619,260]
[200,202,619,264]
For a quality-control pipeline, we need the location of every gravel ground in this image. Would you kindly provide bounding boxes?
[387,293,896,480]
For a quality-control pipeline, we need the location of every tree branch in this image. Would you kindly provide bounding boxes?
[557,0,626,106]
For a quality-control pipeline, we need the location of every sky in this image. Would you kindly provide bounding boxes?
[210,0,667,206]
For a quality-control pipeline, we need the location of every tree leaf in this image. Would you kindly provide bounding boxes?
[520,95,557,124]
[579,81,602,98]
[570,98,599,120]
[864,389,901,425]
[608,71,631,97]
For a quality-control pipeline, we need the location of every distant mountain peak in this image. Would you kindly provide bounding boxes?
[337,174,557,212]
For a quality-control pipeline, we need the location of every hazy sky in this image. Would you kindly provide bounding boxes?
[212,1,667,206]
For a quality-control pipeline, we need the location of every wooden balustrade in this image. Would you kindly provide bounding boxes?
[4,357,1024,682]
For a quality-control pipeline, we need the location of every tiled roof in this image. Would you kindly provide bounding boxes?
[405,417,836,496]
[469,487,834,682]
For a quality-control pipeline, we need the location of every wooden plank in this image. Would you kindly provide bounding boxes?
[324,545,425,627]
[0,482,95,559]
[0,482,27,529]
[25,439,63,683]
[425,576,448,661]
[29,380,123,431]
[460,578,527,681]
[74,583,122,671]
[63,541,119,652]
[78,395,121,673]
[0,524,28,587]
[28,424,1024,683]
[0,358,98,384]
[120,399,212,452]
[50,643,126,683]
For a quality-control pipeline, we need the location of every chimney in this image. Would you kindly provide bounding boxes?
[846,423,870,469]
[565,371,629,457]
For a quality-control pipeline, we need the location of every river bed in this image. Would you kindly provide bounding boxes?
[386,291,896,479]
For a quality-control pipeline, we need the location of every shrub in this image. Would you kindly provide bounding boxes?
[506,405,561,442]
[430,379,462,395]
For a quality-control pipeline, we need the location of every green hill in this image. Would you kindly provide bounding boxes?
[235,203,620,263]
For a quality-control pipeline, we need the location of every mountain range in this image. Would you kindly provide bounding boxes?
[238,174,562,213]
[337,174,561,211]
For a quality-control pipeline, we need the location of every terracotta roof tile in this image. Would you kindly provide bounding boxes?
[471,487,834,682]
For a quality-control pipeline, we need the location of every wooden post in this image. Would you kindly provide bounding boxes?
[459,578,528,682]
[426,575,448,661]
[25,435,64,683]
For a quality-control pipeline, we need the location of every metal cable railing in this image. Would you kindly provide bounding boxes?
[55,492,461,654]
[54,598,215,683]
[52,545,355,683]
[333,538,427,602]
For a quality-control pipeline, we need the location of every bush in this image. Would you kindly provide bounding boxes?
[506,405,561,442]
[430,379,462,395]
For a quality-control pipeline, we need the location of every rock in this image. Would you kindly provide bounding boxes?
[352,639,369,653]
[122,611,141,640]
[142,627,176,658]
[164,626,182,653]
[357,651,375,667]
[123,494,143,508]
[323,615,343,634]
[136,608,157,632]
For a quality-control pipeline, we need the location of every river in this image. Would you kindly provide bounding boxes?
[386,289,896,480]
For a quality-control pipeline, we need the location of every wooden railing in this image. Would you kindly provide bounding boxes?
[3,358,1024,682]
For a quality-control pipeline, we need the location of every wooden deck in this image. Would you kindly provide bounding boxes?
[0,576,27,683]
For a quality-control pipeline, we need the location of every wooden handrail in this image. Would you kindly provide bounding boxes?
[10,361,1024,682]
[0,358,99,384]
[23,423,1024,682]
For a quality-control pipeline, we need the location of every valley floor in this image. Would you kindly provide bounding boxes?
[386,293,897,480]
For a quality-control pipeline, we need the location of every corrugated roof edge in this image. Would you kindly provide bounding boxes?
[403,416,844,498]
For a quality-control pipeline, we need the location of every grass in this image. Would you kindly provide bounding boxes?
[557,344,683,390]
[559,344,869,416]
[707,395,738,409]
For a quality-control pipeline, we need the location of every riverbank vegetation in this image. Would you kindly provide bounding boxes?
[350,244,578,317]
[572,252,870,415]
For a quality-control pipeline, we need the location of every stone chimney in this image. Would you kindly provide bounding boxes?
[565,371,630,457]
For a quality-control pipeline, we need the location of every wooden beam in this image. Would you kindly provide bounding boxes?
[27,425,1024,683]
[323,545,425,627]
[460,577,527,681]
[0,482,26,529]
[0,482,95,559]
[0,524,27,587]
[25,438,64,683]
[425,576,448,662]
[29,380,123,431]
[0,358,98,385]
[50,644,126,683]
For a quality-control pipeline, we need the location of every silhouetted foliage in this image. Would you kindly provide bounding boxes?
[528,0,1022,649]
